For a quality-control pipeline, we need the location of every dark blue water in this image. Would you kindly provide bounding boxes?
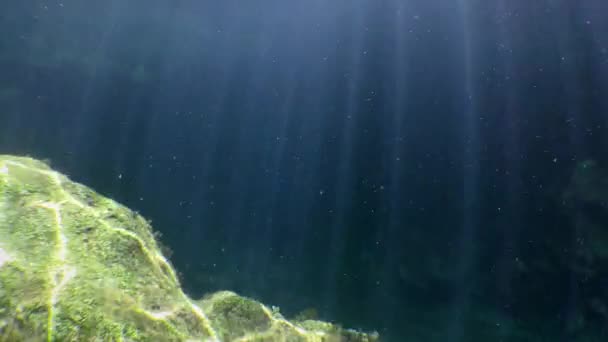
[2,0,608,340]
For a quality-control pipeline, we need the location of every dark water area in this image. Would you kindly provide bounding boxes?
[2,0,608,340]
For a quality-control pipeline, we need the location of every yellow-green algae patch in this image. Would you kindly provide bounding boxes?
[0,155,379,342]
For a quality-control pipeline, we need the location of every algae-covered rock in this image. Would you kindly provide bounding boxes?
[0,155,379,342]
[559,160,608,336]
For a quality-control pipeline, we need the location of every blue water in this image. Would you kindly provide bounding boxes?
[1,0,608,340]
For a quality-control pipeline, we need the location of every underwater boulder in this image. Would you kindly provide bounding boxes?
[557,160,608,334]
[0,155,378,342]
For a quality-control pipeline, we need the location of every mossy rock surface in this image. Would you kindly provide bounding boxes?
[0,155,379,342]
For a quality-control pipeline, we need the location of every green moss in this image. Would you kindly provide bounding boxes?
[292,308,319,322]
[204,292,271,340]
[0,155,378,342]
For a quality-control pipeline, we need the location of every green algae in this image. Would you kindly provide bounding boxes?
[0,155,378,342]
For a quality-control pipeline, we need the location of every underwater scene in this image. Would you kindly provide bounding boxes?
[1,0,608,341]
